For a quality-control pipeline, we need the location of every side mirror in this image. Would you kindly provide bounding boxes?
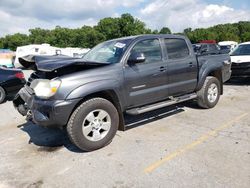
[128,52,146,64]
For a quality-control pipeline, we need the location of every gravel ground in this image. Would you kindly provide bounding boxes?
[0,71,249,188]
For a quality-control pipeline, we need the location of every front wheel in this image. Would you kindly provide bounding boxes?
[67,98,119,151]
[0,86,6,104]
[197,76,221,109]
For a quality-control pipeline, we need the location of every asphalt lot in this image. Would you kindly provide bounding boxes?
[0,70,250,188]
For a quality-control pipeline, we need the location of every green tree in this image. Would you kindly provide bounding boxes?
[159,27,171,34]
[2,33,29,50]
[184,28,192,34]
[237,21,250,41]
[96,17,121,40]
[242,32,250,41]
[0,38,3,49]
[48,26,75,47]
[152,30,159,34]
[29,28,51,44]
[73,26,105,48]
[119,13,149,36]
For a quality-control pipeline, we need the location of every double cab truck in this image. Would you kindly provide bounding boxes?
[13,34,231,151]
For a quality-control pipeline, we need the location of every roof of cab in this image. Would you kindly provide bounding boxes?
[108,34,187,42]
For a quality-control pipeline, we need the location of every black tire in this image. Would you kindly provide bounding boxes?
[67,98,119,151]
[0,86,6,104]
[197,76,221,109]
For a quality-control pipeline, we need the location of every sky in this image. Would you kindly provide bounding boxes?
[0,0,249,37]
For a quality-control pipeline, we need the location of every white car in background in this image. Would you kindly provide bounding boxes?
[230,42,250,77]
[218,41,238,54]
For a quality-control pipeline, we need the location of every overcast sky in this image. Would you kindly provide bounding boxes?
[0,0,249,37]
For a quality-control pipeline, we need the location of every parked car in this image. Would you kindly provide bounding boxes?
[0,67,26,103]
[218,41,238,54]
[13,34,231,151]
[193,43,220,55]
[230,42,250,77]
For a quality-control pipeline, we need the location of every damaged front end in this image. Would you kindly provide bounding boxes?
[13,91,29,117]
[13,83,35,119]
[13,55,109,127]
[13,74,79,128]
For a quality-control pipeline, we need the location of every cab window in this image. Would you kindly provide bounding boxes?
[131,39,162,63]
[165,38,190,59]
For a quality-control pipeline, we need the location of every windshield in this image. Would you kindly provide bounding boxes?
[231,44,250,56]
[82,39,132,64]
[220,45,231,50]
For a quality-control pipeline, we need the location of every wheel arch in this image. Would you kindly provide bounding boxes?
[69,90,125,131]
[197,68,223,95]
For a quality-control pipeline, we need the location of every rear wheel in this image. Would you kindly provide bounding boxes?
[197,76,220,109]
[0,86,6,104]
[67,98,119,151]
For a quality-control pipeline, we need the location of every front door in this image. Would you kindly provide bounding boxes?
[124,38,168,108]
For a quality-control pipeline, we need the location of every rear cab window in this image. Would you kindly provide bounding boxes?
[209,44,220,51]
[164,38,190,60]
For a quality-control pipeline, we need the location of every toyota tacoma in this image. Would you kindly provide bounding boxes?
[13,34,231,151]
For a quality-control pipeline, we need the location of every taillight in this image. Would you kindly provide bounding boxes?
[15,72,25,79]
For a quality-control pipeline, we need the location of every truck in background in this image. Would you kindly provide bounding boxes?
[230,41,250,77]
[218,41,238,54]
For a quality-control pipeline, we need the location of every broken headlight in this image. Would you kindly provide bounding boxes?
[30,79,61,99]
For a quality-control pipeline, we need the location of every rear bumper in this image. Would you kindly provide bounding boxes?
[231,62,250,77]
[3,79,26,97]
[13,87,80,128]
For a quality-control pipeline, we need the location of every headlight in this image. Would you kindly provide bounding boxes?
[30,79,61,99]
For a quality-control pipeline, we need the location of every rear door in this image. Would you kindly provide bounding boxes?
[124,38,168,107]
[164,38,198,96]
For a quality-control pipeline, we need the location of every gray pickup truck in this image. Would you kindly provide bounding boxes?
[13,34,231,151]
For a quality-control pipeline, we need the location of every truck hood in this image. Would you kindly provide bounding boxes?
[18,55,109,72]
[230,55,250,64]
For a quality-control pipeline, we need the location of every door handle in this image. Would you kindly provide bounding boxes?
[189,62,194,67]
[152,66,166,76]
[159,66,167,72]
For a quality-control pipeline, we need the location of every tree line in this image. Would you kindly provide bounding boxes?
[184,21,250,43]
[0,13,250,51]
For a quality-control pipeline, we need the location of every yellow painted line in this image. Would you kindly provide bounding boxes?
[144,113,248,173]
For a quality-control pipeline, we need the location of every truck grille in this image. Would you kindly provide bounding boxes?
[231,62,250,69]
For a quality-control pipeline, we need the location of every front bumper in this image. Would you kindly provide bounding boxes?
[231,62,250,77]
[13,87,80,128]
